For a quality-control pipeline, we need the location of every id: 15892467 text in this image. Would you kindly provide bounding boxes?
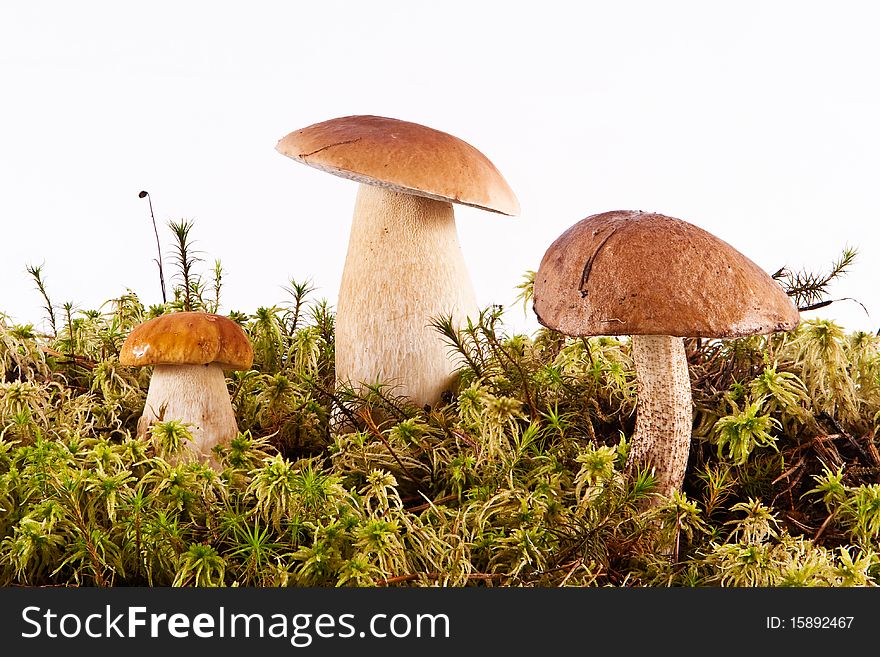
[766,616,854,630]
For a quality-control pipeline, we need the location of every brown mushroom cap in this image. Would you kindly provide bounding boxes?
[533,210,800,339]
[119,312,254,370]
[275,115,520,216]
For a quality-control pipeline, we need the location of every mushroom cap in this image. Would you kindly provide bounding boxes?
[533,210,800,339]
[119,312,254,370]
[275,115,520,216]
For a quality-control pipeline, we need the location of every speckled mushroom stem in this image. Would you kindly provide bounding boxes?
[139,363,239,467]
[335,184,479,407]
[625,334,693,501]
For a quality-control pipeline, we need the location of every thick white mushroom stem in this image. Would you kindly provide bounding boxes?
[335,184,479,407]
[625,335,693,501]
[138,363,239,466]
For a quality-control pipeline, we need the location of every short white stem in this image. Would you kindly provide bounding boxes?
[625,334,693,500]
[138,363,238,466]
[335,184,478,407]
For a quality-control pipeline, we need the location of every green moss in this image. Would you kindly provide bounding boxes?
[0,238,877,587]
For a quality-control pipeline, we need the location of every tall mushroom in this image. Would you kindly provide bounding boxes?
[275,115,519,408]
[533,210,800,500]
[120,311,253,465]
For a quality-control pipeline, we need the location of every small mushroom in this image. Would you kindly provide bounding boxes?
[276,115,519,407]
[533,210,800,500]
[120,312,253,465]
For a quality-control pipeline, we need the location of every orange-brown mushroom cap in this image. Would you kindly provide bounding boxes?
[119,312,254,370]
[533,210,801,339]
[275,115,520,216]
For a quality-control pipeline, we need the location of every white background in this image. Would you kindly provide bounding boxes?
[1,1,878,336]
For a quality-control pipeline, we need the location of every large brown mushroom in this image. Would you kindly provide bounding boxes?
[275,115,519,408]
[120,312,253,465]
[533,210,800,500]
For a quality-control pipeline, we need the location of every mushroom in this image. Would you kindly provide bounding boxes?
[120,311,253,465]
[533,210,800,500]
[275,115,519,407]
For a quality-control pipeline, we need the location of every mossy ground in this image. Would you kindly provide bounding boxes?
[1,235,877,587]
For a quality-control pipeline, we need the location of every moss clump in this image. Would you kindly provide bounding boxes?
[1,233,877,587]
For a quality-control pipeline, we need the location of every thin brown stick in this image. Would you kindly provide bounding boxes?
[864,430,880,468]
[376,572,502,586]
[813,513,835,541]
[772,457,805,485]
[40,346,96,370]
[405,494,458,514]
[359,408,421,487]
